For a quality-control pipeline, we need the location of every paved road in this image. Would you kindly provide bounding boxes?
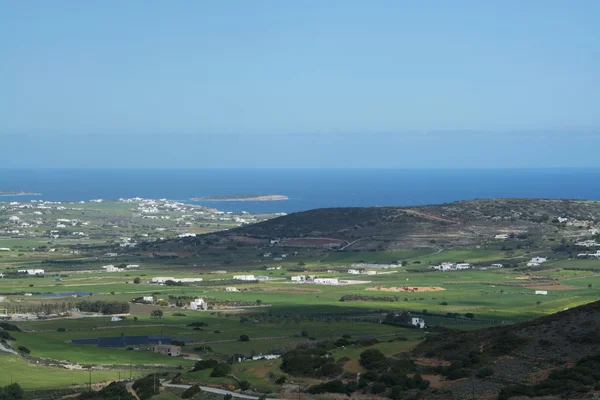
[163,383,280,400]
[0,341,18,355]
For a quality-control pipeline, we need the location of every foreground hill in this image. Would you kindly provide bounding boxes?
[177,198,600,250]
[412,299,600,399]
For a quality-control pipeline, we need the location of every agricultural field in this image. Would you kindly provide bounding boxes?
[2,198,600,399]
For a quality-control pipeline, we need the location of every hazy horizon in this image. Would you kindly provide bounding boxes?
[2,1,599,168]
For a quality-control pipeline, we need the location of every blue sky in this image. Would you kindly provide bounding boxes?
[1,1,599,168]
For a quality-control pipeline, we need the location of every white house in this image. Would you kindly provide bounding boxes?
[291,276,305,282]
[126,264,140,269]
[527,257,547,266]
[364,270,377,275]
[251,354,280,361]
[347,269,361,275]
[189,298,206,310]
[411,317,426,329]
[225,287,238,292]
[102,265,121,272]
[111,316,123,322]
[142,296,154,302]
[314,277,339,285]
[233,275,255,281]
[455,263,471,270]
[432,262,455,271]
[490,263,504,268]
[0,248,10,252]
[494,234,509,240]
[535,290,548,295]
[556,217,568,223]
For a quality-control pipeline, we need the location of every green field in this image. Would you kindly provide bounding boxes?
[2,199,600,398]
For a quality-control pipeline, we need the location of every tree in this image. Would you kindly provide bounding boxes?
[210,363,232,377]
[256,299,263,305]
[301,330,309,337]
[371,382,386,394]
[240,334,250,342]
[150,309,163,318]
[0,383,23,400]
[133,277,141,284]
[465,313,475,319]
[239,381,251,390]
[359,349,388,370]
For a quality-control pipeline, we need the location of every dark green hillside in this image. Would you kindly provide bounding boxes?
[413,299,600,399]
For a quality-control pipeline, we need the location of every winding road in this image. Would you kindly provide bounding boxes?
[162,383,280,400]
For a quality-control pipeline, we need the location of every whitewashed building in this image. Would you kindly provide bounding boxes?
[314,277,339,285]
[233,275,255,281]
[189,298,206,310]
[411,317,426,329]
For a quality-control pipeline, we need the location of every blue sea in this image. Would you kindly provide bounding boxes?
[1,169,599,214]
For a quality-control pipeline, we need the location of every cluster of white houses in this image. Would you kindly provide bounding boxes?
[347,269,378,275]
[291,275,340,285]
[575,240,598,248]
[577,250,600,259]
[430,263,471,272]
[17,269,44,275]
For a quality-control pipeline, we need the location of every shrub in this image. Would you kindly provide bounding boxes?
[181,385,201,399]
[307,380,349,395]
[0,331,16,341]
[275,375,287,384]
[362,370,379,382]
[238,381,251,390]
[187,322,208,327]
[281,348,335,377]
[476,366,494,378]
[17,346,30,354]
[319,363,343,378]
[0,383,23,400]
[359,348,388,370]
[210,363,232,377]
[193,359,218,371]
[371,382,387,394]
[0,323,21,332]
[132,374,161,400]
[240,334,250,342]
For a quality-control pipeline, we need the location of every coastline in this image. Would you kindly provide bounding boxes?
[0,191,41,197]
[191,195,289,202]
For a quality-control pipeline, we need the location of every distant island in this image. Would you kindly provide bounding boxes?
[192,194,289,202]
[0,190,41,196]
